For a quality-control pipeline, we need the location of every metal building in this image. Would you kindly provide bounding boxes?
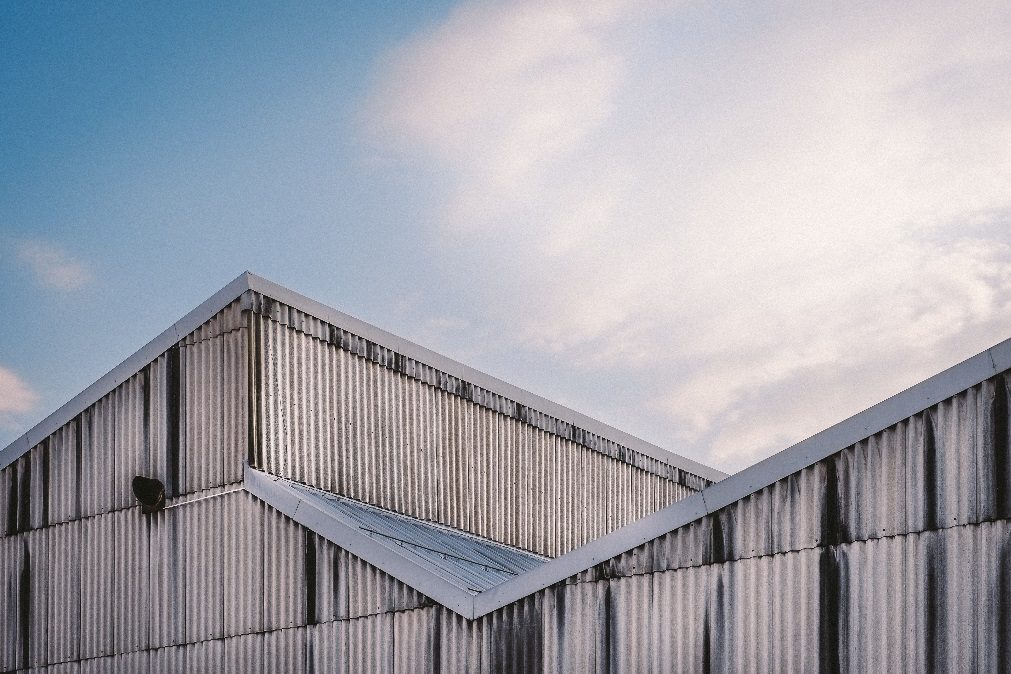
[2,272,1008,672]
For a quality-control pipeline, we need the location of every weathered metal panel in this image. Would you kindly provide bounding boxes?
[79,397,112,519]
[223,491,264,637]
[183,490,225,643]
[79,512,114,660]
[79,650,149,674]
[976,519,1011,674]
[311,534,350,623]
[262,496,306,631]
[591,374,1010,591]
[182,336,224,495]
[393,607,437,673]
[542,579,609,674]
[0,531,16,671]
[263,626,306,674]
[311,533,428,623]
[113,508,150,655]
[256,312,694,557]
[149,503,186,648]
[437,608,482,672]
[5,305,247,534]
[222,632,264,674]
[110,372,147,512]
[347,613,395,674]
[150,638,224,673]
[45,423,78,526]
[46,521,81,665]
[308,620,350,674]
[561,518,1009,674]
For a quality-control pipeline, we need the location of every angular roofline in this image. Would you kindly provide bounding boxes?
[467,333,1011,617]
[0,272,726,481]
[248,325,1011,620]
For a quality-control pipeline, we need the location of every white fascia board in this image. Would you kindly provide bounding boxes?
[0,272,254,471]
[243,465,478,618]
[469,335,1011,617]
[244,273,726,482]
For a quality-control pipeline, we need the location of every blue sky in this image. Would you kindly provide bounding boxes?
[3,1,1010,473]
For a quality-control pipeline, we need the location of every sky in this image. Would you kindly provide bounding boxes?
[2,1,1010,474]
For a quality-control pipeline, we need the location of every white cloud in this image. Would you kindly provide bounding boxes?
[366,1,1011,472]
[18,240,93,290]
[0,366,39,430]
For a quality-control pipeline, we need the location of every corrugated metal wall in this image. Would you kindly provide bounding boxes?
[251,298,697,557]
[6,294,1011,672]
[0,489,429,672]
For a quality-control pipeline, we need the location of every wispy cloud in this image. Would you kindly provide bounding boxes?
[18,240,94,290]
[366,0,1011,472]
[0,365,39,430]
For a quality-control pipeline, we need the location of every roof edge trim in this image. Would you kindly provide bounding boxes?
[243,464,478,618]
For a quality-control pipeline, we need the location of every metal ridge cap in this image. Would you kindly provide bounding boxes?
[469,335,1011,617]
[244,272,727,483]
[243,465,478,618]
[0,272,254,471]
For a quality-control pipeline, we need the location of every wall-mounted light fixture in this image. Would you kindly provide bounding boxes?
[132,475,166,513]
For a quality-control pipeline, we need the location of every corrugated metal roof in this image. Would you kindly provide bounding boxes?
[245,468,547,600]
[284,479,547,593]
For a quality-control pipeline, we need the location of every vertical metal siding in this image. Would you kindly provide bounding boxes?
[112,508,150,655]
[183,491,225,644]
[256,313,692,557]
[262,626,306,674]
[542,579,609,674]
[222,632,264,674]
[223,492,264,637]
[79,650,149,674]
[45,423,78,526]
[262,497,305,631]
[393,607,437,674]
[308,620,350,674]
[149,504,186,649]
[46,521,81,665]
[347,613,394,674]
[79,511,114,660]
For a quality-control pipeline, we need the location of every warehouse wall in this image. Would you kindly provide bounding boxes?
[5,374,1007,673]
[249,293,700,557]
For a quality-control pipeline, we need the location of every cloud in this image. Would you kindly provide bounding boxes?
[365,1,1011,472]
[0,366,39,430]
[18,240,93,290]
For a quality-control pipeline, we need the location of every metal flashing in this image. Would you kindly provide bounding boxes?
[244,465,550,618]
